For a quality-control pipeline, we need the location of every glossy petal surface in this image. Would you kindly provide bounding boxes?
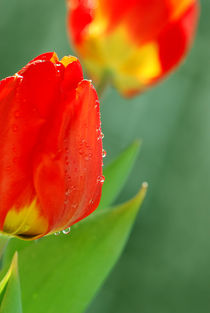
[0,53,103,239]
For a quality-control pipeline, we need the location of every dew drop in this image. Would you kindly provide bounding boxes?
[97,175,105,184]
[62,227,71,235]
[95,100,100,109]
[55,63,63,75]
[102,149,107,158]
[101,132,104,139]
[65,189,71,196]
[54,231,61,236]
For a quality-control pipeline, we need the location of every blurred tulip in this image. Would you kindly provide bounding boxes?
[0,52,104,239]
[67,0,199,96]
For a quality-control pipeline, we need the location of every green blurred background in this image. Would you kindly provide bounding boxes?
[0,1,210,312]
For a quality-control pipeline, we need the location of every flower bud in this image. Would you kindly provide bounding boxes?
[67,0,199,96]
[0,52,103,239]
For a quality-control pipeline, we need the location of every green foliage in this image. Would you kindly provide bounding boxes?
[2,143,145,313]
[0,253,22,313]
[98,140,141,210]
[18,185,146,313]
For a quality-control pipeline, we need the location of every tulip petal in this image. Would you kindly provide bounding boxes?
[0,60,61,236]
[33,78,103,233]
[68,0,199,96]
[158,3,199,72]
[63,80,103,226]
[0,53,103,239]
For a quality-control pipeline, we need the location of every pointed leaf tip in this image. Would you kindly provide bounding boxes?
[113,181,148,222]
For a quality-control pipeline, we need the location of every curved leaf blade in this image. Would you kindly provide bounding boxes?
[0,252,22,313]
[98,140,141,210]
[18,183,147,313]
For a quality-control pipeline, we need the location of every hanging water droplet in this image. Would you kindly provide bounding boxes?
[62,227,71,235]
[101,132,104,139]
[95,100,100,109]
[14,73,23,79]
[102,149,107,158]
[54,231,61,236]
[97,175,105,184]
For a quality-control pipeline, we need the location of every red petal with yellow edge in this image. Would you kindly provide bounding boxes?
[124,2,199,96]
[67,0,199,97]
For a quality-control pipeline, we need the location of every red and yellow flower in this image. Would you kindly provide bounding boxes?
[0,52,104,239]
[67,0,199,96]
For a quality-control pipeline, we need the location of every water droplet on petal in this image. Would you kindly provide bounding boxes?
[65,189,71,196]
[97,175,105,184]
[95,100,100,109]
[62,227,71,235]
[102,149,107,158]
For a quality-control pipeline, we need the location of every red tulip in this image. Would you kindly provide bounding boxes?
[67,0,199,96]
[0,52,104,239]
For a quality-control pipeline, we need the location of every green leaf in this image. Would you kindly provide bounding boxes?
[0,253,22,313]
[98,140,141,210]
[10,183,147,313]
[0,236,9,262]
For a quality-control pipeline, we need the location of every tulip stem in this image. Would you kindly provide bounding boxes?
[95,70,111,99]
